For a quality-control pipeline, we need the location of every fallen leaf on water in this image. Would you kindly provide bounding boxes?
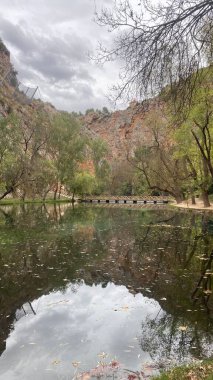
[178,326,188,332]
[203,290,212,295]
[121,306,130,311]
[72,361,81,367]
[127,374,137,380]
[52,360,61,365]
[110,360,120,368]
[97,352,108,359]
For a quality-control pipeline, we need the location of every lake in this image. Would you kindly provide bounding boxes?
[0,203,213,380]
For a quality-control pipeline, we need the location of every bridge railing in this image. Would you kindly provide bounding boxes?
[81,195,170,201]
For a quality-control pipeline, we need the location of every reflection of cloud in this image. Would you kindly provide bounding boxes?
[0,283,158,379]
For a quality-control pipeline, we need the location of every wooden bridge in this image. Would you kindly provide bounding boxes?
[80,196,169,205]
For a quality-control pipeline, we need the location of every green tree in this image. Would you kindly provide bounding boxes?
[90,138,111,194]
[173,77,213,206]
[69,171,97,199]
[0,114,24,200]
[49,112,85,199]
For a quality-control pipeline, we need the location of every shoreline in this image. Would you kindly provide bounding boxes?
[171,200,213,212]
[0,198,74,206]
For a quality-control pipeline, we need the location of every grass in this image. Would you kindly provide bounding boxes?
[153,360,213,380]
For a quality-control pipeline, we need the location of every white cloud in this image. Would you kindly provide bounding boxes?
[0,0,121,112]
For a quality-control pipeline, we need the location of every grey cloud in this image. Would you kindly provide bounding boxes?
[0,17,36,52]
[0,15,94,84]
[0,0,120,112]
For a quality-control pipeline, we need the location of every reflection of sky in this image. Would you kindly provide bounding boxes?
[0,283,160,380]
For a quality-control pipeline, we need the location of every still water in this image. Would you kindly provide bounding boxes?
[0,203,213,379]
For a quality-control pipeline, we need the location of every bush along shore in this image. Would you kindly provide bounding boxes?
[152,359,213,380]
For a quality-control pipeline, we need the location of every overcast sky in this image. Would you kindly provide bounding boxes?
[0,0,124,112]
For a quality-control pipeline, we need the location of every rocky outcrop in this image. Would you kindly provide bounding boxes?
[81,99,165,161]
[0,39,10,76]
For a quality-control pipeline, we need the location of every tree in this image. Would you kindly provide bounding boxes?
[0,114,25,200]
[173,78,213,207]
[49,112,85,199]
[102,107,110,115]
[95,0,213,107]
[17,108,51,200]
[90,138,111,194]
[85,108,95,115]
[129,110,195,203]
[69,171,97,199]
[110,160,135,195]
[26,158,57,201]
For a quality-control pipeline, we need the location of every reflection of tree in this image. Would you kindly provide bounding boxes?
[1,204,213,363]
[192,250,213,314]
[140,311,213,364]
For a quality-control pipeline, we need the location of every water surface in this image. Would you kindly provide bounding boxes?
[0,204,213,379]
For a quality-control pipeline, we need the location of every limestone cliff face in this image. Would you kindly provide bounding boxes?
[0,39,11,76]
[81,99,164,161]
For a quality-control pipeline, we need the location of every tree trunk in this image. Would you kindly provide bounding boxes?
[0,187,14,201]
[202,157,211,207]
[58,185,62,200]
[43,189,50,202]
[191,195,196,205]
[53,184,58,201]
[72,190,75,203]
[21,190,26,202]
[175,193,184,204]
[202,190,211,208]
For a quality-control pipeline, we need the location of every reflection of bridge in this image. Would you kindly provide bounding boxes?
[80,196,169,205]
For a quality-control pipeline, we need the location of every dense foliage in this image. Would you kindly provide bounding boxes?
[0,109,110,201]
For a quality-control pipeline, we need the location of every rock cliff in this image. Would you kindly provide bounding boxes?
[80,99,164,161]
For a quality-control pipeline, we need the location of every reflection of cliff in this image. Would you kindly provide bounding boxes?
[1,205,213,359]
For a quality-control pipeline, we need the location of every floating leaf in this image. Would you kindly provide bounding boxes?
[121,306,129,311]
[203,290,212,295]
[179,326,188,331]
[52,359,61,365]
[97,352,108,359]
[110,360,120,368]
[72,361,81,367]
